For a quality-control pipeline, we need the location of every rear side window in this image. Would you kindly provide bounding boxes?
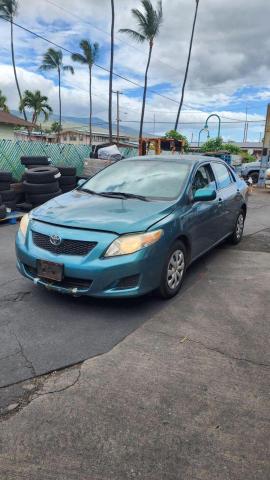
[213,163,232,189]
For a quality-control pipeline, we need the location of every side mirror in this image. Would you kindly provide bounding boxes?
[77,178,86,187]
[194,187,216,202]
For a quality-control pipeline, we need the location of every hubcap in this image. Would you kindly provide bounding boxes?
[236,214,244,239]
[167,249,185,290]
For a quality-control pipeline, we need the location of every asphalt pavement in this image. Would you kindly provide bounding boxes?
[0,189,270,480]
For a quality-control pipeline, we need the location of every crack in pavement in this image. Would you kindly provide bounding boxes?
[0,291,31,306]
[0,367,82,421]
[7,326,36,377]
[34,368,82,399]
[144,328,270,368]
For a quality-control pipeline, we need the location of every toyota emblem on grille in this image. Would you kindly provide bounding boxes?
[49,235,62,246]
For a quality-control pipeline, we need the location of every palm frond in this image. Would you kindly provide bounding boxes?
[71,52,87,65]
[40,48,62,70]
[0,0,18,19]
[131,8,148,32]
[119,28,146,43]
[63,65,74,74]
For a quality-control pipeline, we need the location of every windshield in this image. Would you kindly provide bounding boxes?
[81,159,191,200]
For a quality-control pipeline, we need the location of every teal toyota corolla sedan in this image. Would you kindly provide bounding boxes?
[16,156,248,299]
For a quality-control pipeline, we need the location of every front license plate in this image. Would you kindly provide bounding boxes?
[37,260,63,282]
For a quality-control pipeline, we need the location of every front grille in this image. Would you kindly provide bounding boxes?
[32,231,97,256]
[25,265,92,290]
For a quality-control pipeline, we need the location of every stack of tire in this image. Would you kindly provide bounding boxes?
[56,166,77,193]
[23,167,62,207]
[0,171,17,213]
[21,156,51,170]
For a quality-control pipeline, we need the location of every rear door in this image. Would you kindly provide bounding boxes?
[212,162,239,238]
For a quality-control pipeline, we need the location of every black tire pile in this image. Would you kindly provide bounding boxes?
[21,156,51,170]
[0,171,17,216]
[56,166,77,193]
[23,167,62,207]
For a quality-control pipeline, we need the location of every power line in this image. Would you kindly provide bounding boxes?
[42,0,183,76]
[2,17,266,124]
[4,15,241,120]
[2,17,185,107]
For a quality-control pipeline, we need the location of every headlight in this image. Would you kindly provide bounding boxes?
[19,214,29,237]
[104,230,163,257]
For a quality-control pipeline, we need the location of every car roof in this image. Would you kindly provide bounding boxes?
[123,154,223,165]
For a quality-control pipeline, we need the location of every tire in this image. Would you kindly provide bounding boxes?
[1,190,16,201]
[59,175,76,186]
[0,204,6,219]
[229,210,245,245]
[250,172,259,184]
[61,184,76,193]
[23,181,60,194]
[158,240,187,299]
[0,182,11,191]
[21,156,49,166]
[26,167,60,184]
[56,165,76,176]
[0,171,13,182]
[26,189,62,205]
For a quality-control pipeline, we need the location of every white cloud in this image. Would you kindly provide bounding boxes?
[0,0,269,141]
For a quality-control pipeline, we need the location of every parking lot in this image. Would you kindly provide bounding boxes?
[1,189,270,479]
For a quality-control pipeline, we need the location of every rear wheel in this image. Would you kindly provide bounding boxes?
[229,210,245,245]
[158,241,187,299]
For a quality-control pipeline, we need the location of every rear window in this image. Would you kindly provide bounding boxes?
[212,162,233,189]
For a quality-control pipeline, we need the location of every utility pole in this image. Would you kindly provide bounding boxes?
[243,104,248,143]
[174,0,200,131]
[258,103,270,186]
[112,90,123,146]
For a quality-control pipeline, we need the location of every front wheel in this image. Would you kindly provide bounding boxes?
[229,211,245,245]
[158,241,187,299]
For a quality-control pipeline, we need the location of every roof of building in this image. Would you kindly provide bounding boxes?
[0,110,35,127]
[60,127,129,138]
[234,142,263,148]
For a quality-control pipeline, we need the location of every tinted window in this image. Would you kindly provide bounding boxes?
[192,164,216,192]
[213,163,232,189]
[82,159,192,200]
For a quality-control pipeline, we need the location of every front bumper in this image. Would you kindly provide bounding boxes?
[16,220,165,298]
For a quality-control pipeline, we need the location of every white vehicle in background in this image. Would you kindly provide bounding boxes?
[265,168,270,189]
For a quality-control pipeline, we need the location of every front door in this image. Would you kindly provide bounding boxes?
[188,163,220,259]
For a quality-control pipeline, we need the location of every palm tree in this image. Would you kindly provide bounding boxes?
[109,0,115,143]
[0,0,27,121]
[174,0,200,131]
[0,90,9,112]
[50,121,62,134]
[40,48,74,139]
[19,90,52,124]
[120,0,163,140]
[72,40,99,146]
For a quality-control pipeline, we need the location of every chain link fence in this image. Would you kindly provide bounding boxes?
[0,140,138,179]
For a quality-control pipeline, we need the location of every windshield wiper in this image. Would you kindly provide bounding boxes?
[99,191,149,201]
[79,188,100,196]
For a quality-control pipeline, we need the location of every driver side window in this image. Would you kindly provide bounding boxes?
[192,164,216,193]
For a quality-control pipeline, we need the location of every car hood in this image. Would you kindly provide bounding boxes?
[32,190,176,234]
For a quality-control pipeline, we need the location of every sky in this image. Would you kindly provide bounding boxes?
[0,0,270,142]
